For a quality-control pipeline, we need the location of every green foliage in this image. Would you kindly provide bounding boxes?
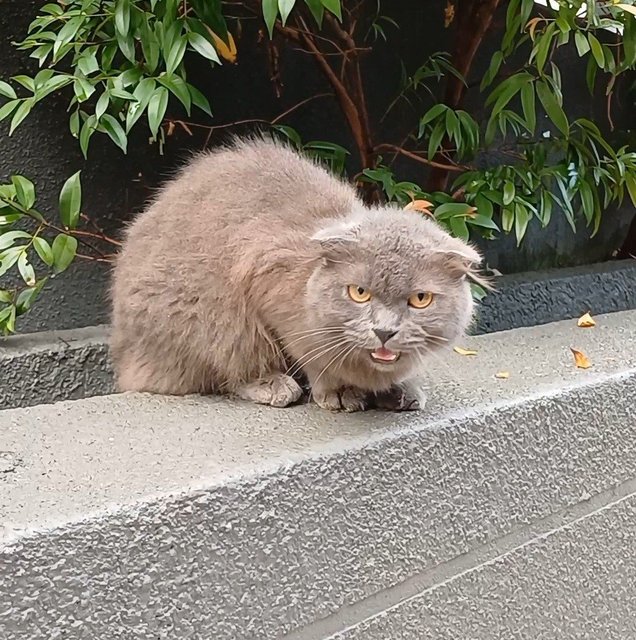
[0,175,81,334]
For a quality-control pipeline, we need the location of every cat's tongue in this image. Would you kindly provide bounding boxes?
[371,347,399,363]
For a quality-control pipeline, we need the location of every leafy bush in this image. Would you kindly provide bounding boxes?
[1,0,636,332]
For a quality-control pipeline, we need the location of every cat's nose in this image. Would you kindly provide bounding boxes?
[373,328,398,345]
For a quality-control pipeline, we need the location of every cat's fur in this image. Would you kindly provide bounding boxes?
[110,136,481,411]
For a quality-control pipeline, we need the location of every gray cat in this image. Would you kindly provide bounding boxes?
[111,136,480,411]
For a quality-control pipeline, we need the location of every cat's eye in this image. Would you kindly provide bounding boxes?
[408,291,434,309]
[348,284,372,303]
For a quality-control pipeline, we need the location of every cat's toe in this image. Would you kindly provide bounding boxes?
[238,374,302,408]
[313,387,368,412]
[374,385,425,411]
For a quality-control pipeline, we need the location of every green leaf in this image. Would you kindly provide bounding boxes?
[77,52,99,76]
[538,190,552,227]
[468,213,499,230]
[625,173,636,208]
[321,0,342,20]
[187,32,221,63]
[0,99,19,121]
[434,202,475,220]
[0,290,12,303]
[79,115,96,158]
[278,0,296,25]
[520,82,536,132]
[117,31,136,63]
[536,80,569,136]
[11,176,36,209]
[166,36,187,74]
[262,0,278,37]
[16,278,47,315]
[501,206,514,233]
[115,0,131,37]
[418,104,446,136]
[579,180,595,225]
[33,237,54,266]
[188,83,212,117]
[73,76,95,102]
[0,305,16,333]
[0,81,16,99]
[58,171,82,229]
[474,193,494,219]
[588,33,605,67]
[449,216,469,241]
[140,21,160,73]
[159,75,192,114]
[0,231,31,251]
[148,86,169,137]
[427,120,446,160]
[480,50,503,91]
[17,251,36,286]
[503,181,515,206]
[126,78,156,132]
[514,204,531,245]
[0,247,22,277]
[304,0,324,26]
[95,91,110,120]
[586,56,597,94]
[51,234,78,274]
[534,23,555,72]
[99,114,128,153]
[9,99,34,135]
[575,31,590,56]
[13,75,35,92]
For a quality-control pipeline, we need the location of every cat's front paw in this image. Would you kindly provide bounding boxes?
[238,374,303,408]
[313,386,368,412]
[374,385,425,411]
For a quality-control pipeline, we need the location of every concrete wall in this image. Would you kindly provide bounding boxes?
[1,310,635,639]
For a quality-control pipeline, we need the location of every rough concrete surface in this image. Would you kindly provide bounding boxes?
[0,325,113,410]
[1,311,636,639]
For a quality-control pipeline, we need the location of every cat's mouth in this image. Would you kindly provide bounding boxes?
[370,347,401,364]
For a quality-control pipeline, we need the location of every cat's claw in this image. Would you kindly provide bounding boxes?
[374,385,425,411]
[238,374,302,408]
[313,386,368,412]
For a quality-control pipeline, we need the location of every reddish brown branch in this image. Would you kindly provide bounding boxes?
[375,144,468,172]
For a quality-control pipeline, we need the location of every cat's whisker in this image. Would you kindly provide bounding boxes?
[282,326,343,338]
[286,338,349,378]
[309,341,355,401]
[281,329,344,351]
[425,332,449,343]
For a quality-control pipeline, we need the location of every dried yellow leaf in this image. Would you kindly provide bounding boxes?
[404,199,434,214]
[453,346,478,356]
[571,348,592,369]
[577,312,596,328]
[207,29,237,63]
[495,371,510,379]
[444,0,455,27]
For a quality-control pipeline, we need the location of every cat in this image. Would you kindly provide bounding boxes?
[110,136,481,412]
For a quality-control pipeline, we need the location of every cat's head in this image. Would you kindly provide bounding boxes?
[305,206,481,375]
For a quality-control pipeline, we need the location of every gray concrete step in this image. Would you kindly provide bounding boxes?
[1,311,635,639]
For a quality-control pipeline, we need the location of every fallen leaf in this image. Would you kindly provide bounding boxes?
[570,348,592,369]
[495,371,510,379]
[577,312,596,328]
[404,199,434,215]
[454,346,478,356]
[207,29,237,63]
[444,0,455,27]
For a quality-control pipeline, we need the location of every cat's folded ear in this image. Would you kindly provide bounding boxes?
[311,220,359,260]
[438,240,482,279]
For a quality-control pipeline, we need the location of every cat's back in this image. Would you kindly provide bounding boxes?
[127,136,356,243]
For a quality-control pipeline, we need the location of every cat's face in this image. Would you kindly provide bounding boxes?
[305,208,479,374]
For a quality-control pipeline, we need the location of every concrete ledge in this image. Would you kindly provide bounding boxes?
[0,325,113,409]
[1,311,635,639]
[2,260,634,410]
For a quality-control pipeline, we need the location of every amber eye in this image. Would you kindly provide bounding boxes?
[348,285,372,303]
[408,291,434,309]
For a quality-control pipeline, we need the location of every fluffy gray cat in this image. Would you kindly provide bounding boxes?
[111,137,480,411]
